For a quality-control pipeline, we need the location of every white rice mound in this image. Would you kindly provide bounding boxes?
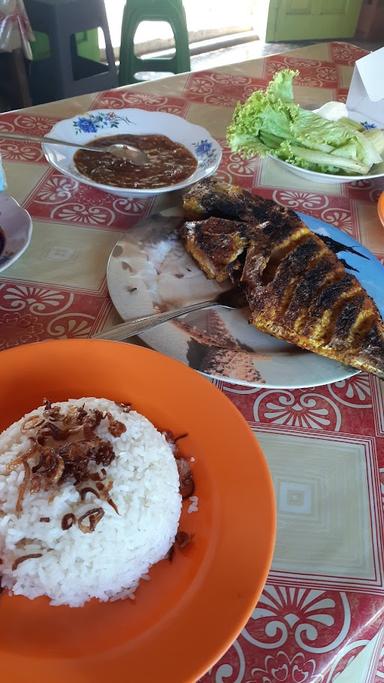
[0,398,182,607]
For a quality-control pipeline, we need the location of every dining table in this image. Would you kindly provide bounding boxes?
[1,40,384,682]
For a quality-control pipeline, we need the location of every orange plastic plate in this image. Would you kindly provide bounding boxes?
[379,192,384,228]
[0,339,275,683]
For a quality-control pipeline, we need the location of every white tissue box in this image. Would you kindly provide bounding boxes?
[346,46,384,128]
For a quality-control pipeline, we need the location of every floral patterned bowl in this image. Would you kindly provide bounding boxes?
[44,109,222,198]
[0,193,33,273]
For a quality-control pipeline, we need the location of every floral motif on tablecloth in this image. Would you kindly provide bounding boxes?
[32,173,78,205]
[215,166,232,184]
[226,151,260,178]
[295,75,324,88]
[25,169,151,229]
[189,75,216,95]
[0,140,44,163]
[320,208,354,235]
[184,71,264,106]
[0,120,14,132]
[91,91,187,116]
[0,113,58,136]
[272,190,329,211]
[112,196,149,216]
[315,66,338,83]
[350,179,373,190]
[204,639,246,683]
[0,284,106,350]
[248,651,321,683]
[0,312,46,348]
[0,284,73,316]
[274,58,322,70]
[328,375,372,409]
[335,89,348,103]
[51,202,115,226]
[265,58,337,88]
[242,586,351,654]
[348,181,383,204]
[253,390,342,430]
[209,72,253,87]
[370,188,384,203]
[47,313,95,338]
[331,43,367,66]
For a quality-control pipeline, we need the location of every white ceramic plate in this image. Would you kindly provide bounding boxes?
[106,210,384,389]
[0,193,32,273]
[44,109,222,198]
[271,102,384,184]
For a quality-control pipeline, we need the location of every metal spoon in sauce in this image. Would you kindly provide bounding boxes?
[0,132,149,166]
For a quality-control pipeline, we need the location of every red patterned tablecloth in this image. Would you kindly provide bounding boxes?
[1,41,384,682]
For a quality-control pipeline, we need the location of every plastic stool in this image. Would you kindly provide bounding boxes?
[119,0,191,85]
[25,0,118,104]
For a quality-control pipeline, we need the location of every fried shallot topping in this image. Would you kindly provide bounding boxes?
[105,412,127,437]
[162,430,195,499]
[12,553,43,571]
[8,402,126,518]
[175,530,192,548]
[176,458,195,499]
[117,402,132,413]
[167,530,193,561]
[61,513,76,530]
[78,507,104,533]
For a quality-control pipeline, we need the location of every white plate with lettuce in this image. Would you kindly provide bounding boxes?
[227,70,384,184]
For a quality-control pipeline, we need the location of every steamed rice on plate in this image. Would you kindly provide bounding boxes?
[0,397,193,607]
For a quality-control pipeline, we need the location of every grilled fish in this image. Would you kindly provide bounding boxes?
[179,217,249,282]
[183,176,291,223]
[181,179,384,379]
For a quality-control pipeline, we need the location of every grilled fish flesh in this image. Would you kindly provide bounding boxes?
[181,179,384,379]
[179,217,249,282]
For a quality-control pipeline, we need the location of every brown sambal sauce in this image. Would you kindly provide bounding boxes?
[73,134,198,189]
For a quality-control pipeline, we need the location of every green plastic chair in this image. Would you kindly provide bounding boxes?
[119,0,191,85]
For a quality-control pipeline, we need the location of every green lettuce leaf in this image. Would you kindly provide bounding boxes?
[226,69,384,176]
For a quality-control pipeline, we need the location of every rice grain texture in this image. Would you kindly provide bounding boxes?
[0,398,182,607]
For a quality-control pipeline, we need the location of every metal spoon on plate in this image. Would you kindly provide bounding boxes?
[0,132,149,166]
[94,288,247,341]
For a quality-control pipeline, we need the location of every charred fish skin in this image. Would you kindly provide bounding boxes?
[183,177,291,223]
[180,217,249,282]
[242,218,384,379]
[180,178,384,380]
